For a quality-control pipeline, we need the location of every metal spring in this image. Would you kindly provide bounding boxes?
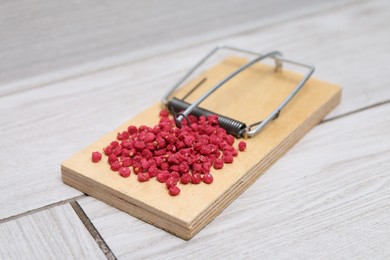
[168,97,247,138]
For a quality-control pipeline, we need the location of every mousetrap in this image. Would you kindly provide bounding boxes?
[62,46,341,240]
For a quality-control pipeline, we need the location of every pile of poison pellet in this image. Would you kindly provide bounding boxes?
[91,110,246,196]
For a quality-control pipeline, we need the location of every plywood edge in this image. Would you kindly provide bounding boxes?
[61,166,194,238]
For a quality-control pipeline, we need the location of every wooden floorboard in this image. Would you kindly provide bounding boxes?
[0,0,345,94]
[77,101,390,259]
[0,0,389,221]
[0,0,389,258]
[0,204,105,259]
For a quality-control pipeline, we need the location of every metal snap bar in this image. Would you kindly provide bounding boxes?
[162,45,315,138]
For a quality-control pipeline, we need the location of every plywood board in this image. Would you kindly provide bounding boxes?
[62,56,341,239]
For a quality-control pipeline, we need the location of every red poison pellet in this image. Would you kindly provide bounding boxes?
[90,110,248,196]
[91,152,102,163]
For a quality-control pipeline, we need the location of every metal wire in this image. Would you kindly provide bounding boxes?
[162,45,315,138]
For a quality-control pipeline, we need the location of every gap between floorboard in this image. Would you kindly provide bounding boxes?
[323,99,390,124]
[0,195,85,224]
[70,201,117,260]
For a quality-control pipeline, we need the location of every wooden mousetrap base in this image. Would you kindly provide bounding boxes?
[62,56,341,240]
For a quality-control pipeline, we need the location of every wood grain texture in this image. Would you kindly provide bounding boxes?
[0,0,387,224]
[62,57,341,239]
[0,204,105,260]
[0,0,387,257]
[0,0,345,93]
[3,0,388,116]
[77,101,390,259]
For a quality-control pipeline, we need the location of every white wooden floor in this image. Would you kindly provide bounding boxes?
[1,0,389,259]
